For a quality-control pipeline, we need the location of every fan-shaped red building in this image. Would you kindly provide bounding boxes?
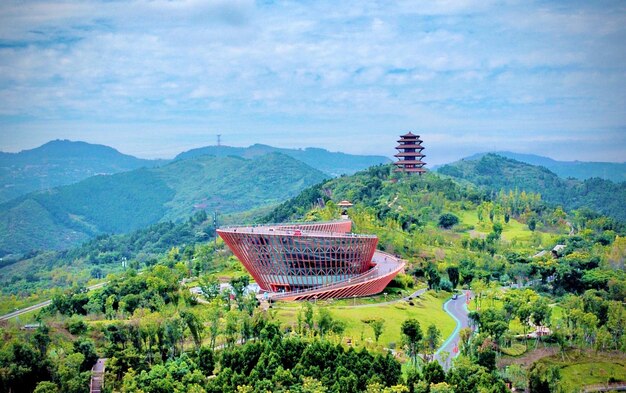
[217,220,405,301]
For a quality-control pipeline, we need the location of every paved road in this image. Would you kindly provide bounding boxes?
[435,292,472,370]
[0,281,108,321]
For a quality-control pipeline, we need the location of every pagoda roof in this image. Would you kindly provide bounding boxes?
[400,131,419,137]
[337,200,353,207]
[394,160,426,165]
[394,152,425,158]
[397,138,423,143]
[395,144,425,149]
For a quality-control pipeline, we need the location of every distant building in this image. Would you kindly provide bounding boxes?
[394,132,426,174]
[337,200,353,218]
[552,244,566,258]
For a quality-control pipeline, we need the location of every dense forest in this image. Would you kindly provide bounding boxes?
[463,151,626,183]
[0,153,327,255]
[0,140,164,204]
[437,154,626,223]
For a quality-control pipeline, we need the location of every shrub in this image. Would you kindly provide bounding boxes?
[66,315,87,335]
[501,344,527,357]
[438,213,460,229]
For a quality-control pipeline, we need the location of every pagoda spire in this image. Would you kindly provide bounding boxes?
[394,132,426,174]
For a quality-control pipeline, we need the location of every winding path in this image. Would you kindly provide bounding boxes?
[435,292,472,370]
[0,281,108,321]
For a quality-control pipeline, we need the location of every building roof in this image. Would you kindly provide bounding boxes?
[394,160,426,165]
[395,145,425,151]
[337,200,353,207]
[394,152,426,157]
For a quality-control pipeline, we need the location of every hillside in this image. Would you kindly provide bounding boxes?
[175,143,390,176]
[464,151,626,182]
[437,154,626,222]
[0,140,165,203]
[0,153,326,255]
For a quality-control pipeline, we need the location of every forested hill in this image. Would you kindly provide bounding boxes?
[0,139,165,204]
[175,143,390,176]
[464,151,626,182]
[0,153,326,255]
[437,154,626,222]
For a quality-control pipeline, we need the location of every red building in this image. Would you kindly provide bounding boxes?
[394,132,426,174]
[217,220,405,301]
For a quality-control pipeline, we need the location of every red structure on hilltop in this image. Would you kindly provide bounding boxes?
[217,220,405,301]
[394,132,426,174]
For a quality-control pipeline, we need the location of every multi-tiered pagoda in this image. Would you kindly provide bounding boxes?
[394,132,426,174]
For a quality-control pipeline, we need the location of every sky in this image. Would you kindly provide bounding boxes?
[0,0,625,165]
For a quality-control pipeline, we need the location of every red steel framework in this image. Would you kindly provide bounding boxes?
[217,220,405,301]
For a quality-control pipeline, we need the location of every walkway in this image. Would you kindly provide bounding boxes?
[268,250,405,301]
[0,281,108,321]
[90,358,106,393]
[435,292,472,370]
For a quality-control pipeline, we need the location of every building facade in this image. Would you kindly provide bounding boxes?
[394,132,426,174]
[217,220,405,301]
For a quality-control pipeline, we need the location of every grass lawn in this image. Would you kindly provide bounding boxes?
[273,291,455,352]
[538,350,626,389]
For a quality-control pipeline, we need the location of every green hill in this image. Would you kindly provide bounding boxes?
[175,143,391,176]
[437,154,626,222]
[0,139,165,203]
[0,153,326,254]
[463,151,626,182]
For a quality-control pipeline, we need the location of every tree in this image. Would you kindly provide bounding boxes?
[528,217,537,231]
[531,298,551,328]
[206,302,222,350]
[423,361,445,385]
[401,319,423,369]
[33,381,59,393]
[199,274,220,301]
[528,362,561,393]
[230,276,250,311]
[426,265,441,291]
[424,324,441,361]
[180,310,204,349]
[371,319,385,343]
[438,213,459,229]
[492,222,503,238]
[73,338,98,372]
[316,307,333,338]
[58,353,90,393]
[446,266,459,289]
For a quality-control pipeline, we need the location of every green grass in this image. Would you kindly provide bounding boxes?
[538,351,626,390]
[273,291,455,351]
[561,362,626,385]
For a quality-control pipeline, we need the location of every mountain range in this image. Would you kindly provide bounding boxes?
[437,154,626,223]
[0,140,164,204]
[0,153,326,255]
[463,151,626,183]
[175,143,391,177]
[1,140,390,204]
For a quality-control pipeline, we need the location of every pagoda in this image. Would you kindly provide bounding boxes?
[394,132,426,174]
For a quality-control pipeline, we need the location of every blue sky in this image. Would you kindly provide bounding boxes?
[0,0,625,164]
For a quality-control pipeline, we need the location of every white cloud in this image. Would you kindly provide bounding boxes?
[0,0,625,163]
